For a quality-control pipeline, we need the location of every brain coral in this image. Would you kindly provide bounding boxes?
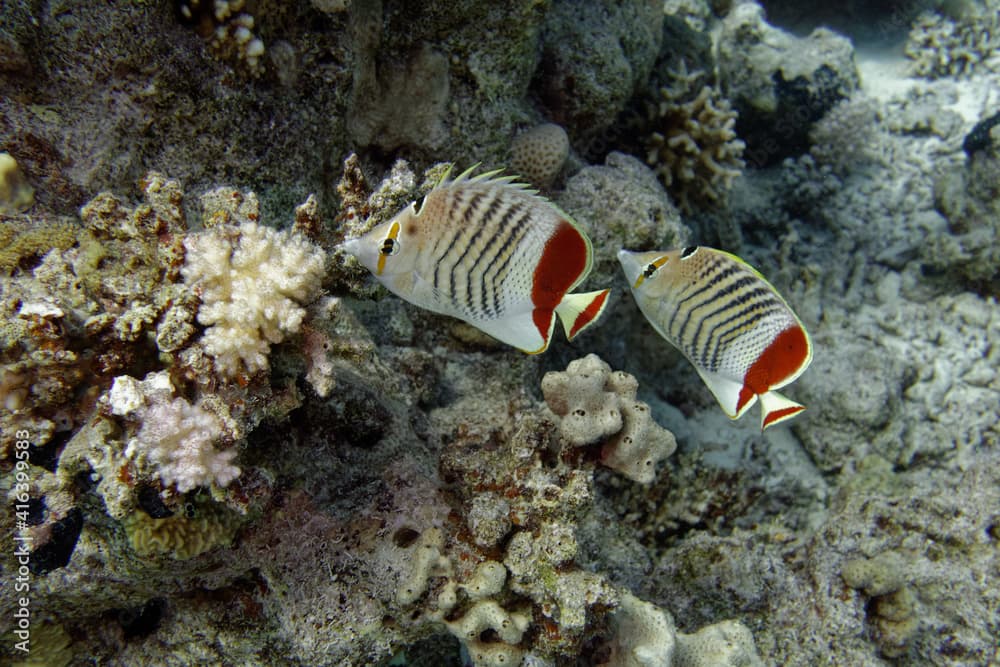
[509,122,570,189]
[181,221,326,377]
[645,86,746,213]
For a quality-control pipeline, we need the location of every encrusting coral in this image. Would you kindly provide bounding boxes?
[600,591,765,667]
[542,354,677,484]
[841,551,920,658]
[181,220,327,378]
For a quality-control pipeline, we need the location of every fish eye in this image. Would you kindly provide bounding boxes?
[380,237,400,256]
[643,263,659,279]
[681,246,698,259]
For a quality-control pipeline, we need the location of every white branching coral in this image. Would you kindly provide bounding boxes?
[112,372,241,493]
[182,222,326,377]
[645,86,746,214]
[132,396,239,493]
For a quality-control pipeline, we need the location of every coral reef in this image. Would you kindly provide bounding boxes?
[808,96,884,175]
[534,0,664,149]
[923,116,1000,294]
[2,2,999,666]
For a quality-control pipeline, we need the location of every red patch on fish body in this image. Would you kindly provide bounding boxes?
[736,325,811,413]
[531,221,588,338]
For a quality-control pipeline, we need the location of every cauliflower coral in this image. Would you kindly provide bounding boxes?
[181,222,326,377]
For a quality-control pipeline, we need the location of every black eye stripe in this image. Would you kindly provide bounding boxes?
[681,246,698,258]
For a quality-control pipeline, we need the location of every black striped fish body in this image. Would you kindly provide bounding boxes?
[618,246,813,430]
[343,167,611,353]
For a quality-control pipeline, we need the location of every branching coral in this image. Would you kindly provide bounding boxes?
[0,173,191,462]
[181,221,326,378]
[645,86,746,213]
[905,9,1000,79]
[113,372,241,493]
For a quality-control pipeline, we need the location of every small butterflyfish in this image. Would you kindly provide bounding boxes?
[618,245,813,430]
[342,166,611,353]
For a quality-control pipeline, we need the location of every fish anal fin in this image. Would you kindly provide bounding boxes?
[695,368,756,419]
[759,390,805,431]
[472,308,551,354]
[556,289,611,341]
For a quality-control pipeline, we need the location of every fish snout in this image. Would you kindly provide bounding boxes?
[616,249,642,286]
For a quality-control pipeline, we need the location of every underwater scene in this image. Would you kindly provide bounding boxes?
[0,0,998,665]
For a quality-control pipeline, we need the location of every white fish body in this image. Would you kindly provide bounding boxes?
[343,167,610,353]
[618,246,813,430]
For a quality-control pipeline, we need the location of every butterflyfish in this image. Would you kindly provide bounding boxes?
[618,246,813,430]
[342,166,611,353]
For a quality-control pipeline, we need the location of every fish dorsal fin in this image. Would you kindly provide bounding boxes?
[694,367,756,419]
[446,163,539,195]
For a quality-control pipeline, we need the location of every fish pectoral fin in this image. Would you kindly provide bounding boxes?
[758,391,806,431]
[695,368,755,419]
[555,289,611,341]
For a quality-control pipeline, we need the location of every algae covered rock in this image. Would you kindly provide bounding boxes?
[534,0,664,150]
[557,152,690,289]
[718,1,859,166]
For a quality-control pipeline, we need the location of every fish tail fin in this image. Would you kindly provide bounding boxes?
[759,390,806,431]
[555,289,611,341]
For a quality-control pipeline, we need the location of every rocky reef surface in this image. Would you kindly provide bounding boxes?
[1,1,997,666]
